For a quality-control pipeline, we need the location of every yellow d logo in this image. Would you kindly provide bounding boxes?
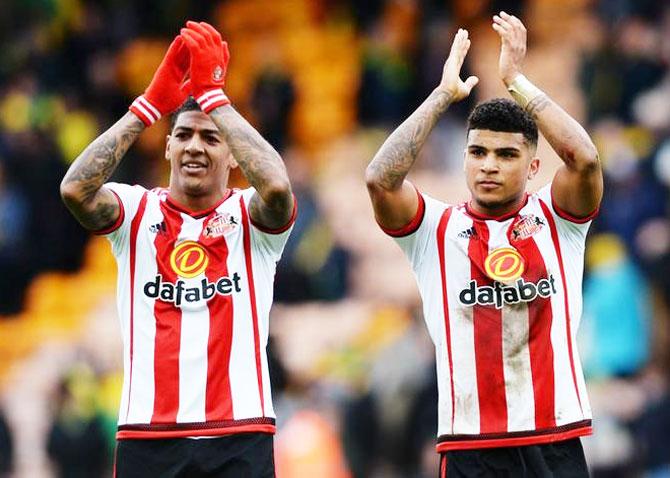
[170,241,209,278]
[484,247,525,282]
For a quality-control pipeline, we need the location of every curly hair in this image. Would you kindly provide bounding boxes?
[467,98,538,147]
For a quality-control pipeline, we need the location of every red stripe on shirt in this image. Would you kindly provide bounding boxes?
[124,192,148,422]
[240,196,265,416]
[469,221,508,433]
[539,199,583,414]
[436,207,455,432]
[200,213,234,421]
[151,203,184,423]
[509,220,556,429]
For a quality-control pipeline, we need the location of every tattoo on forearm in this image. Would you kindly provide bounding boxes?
[367,89,452,190]
[209,108,288,197]
[63,114,144,201]
[61,113,143,230]
[526,94,550,119]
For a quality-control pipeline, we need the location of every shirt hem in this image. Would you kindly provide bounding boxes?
[116,422,276,440]
[435,421,592,452]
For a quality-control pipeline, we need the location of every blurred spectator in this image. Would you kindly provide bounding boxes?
[274,154,351,303]
[0,159,30,315]
[0,409,12,476]
[581,234,651,378]
[46,364,110,478]
[251,66,296,152]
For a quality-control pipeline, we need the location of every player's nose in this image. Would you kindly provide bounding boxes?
[184,134,205,154]
[480,153,499,171]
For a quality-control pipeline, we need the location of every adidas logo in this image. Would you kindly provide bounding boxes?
[458,227,477,239]
[149,222,167,234]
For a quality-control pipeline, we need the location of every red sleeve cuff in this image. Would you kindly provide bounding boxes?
[551,196,599,224]
[379,188,426,237]
[92,190,125,235]
[250,194,298,234]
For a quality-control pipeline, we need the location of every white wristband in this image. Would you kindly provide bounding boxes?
[507,74,544,110]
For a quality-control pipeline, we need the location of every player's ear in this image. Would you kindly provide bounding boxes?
[227,151,238,169]
[463,148,468,172]
[165,135,172,161]
[528,156,540,180]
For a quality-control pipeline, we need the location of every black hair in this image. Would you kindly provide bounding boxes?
[467,98,538,147]
[170,97,201,131]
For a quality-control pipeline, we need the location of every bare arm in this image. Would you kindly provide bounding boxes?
[60,112,144,231]
[494,11,603,217]
[365,29,479,230]
[209,106,293,229]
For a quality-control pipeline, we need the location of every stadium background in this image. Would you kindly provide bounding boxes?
[0,0,668,476]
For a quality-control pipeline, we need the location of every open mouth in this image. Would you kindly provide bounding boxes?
[182,162,207,173]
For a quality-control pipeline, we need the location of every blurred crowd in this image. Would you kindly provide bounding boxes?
[0,0,669,477]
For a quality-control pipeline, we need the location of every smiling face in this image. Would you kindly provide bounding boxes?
[165,110,237,208]
[464,129,539,217]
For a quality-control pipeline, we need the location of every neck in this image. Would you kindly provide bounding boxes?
[468,193,527,219]
[168,187,230,214]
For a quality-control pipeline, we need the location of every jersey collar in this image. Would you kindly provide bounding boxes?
[465,193,529,222]
[166,189,233,218]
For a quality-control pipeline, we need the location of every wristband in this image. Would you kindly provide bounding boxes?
[129,95,161,126]
[506,74,544,110]
[195,88,231,114]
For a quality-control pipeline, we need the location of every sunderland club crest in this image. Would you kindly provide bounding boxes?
[511,214,545,241]
[204,213,238,238]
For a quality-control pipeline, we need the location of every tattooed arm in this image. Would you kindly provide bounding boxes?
[60,113,144,231]
[494,11,602,217]
[208,106,293,230]
[365,29,478,230]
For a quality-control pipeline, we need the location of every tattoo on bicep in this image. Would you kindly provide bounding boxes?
[369,90,452,190]
[89,200,119,230]
[526,94,551,119]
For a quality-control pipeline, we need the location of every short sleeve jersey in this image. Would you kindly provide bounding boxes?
[100,183,295,440]
[384,183,596,452]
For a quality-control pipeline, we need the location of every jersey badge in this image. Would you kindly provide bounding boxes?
[511,214,545,241]
[204,213,239,238]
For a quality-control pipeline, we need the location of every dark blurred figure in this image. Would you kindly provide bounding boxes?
[342,391,379,478]
[0,159,30,315]
[581,16,665,123]
[251,66,295,153]
[0,410,13,476]
[273,156,350,303]
[47,366,110,478]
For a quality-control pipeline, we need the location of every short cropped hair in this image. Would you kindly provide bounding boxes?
[170,97,201,131]
[467,98,538,147]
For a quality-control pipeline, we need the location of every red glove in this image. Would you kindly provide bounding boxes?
[180,21,231,113]
[129,36,190,126]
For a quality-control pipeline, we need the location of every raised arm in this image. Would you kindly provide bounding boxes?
[209,106,293,229]
[365,29,478,230]
[493,11,603,217]
[60,36,190,231]
[181,21,293,230]
[60,114,144,231]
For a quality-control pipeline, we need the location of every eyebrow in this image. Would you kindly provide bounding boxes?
[467,145,521,154]
[173,126,222,136]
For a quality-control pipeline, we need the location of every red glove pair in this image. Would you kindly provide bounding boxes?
[129,21,231,127]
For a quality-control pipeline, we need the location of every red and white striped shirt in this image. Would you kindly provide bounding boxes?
[99,183,295,439]
[382,183,596,452]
